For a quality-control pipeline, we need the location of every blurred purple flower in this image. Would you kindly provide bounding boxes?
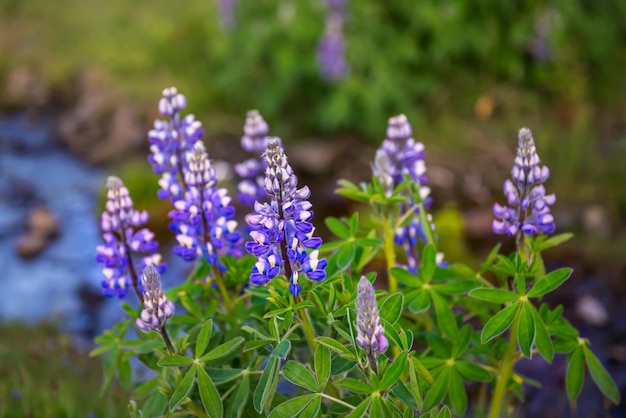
[217,0,236,31]
[245,139,326,296]
[493,128,556,237]
[317,14,348,81]
[96,176,165,301]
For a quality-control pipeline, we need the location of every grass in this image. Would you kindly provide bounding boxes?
[0,322,130,418]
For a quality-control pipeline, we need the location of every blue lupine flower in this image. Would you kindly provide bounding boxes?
[148,87,204,202]
[356,276,388,365]
[169,141,243,269]
[245,139,326,296]
[96,176,165,299]
[317,0,349,81]
[493,128,556,236]
[136,264,175,332]
[234,110,278,207]
[376,114,440,272]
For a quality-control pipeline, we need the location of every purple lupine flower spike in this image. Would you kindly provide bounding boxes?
[376,114,441,271]
[235,110,277,207]
[356,277,388,367]
[148,87,204,202]
[136,264,175,332]
[246,139,326,296]
[170,141,242,268]
[317,0,349,81]
[96,176,165,300]
[493,128,556,237]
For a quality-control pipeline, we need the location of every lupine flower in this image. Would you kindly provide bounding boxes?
[493,128,556,237]
[245,139,326,296]
[136,264,175,332]
[317,0,349,81]
[217,0,236,31]
[234,110,277,207]
[356,276,388,365]
[376,114,439,272]
[96,176,165,299]
[148,87,204,202]
[170,141,242,269]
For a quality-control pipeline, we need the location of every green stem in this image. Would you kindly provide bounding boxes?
[159,326,176,355]
[212,266,233,315]
[488,310,521,418]
[320,393,356,410]
[382,218,398,293]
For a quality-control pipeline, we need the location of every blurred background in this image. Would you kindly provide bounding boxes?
[0,0,625,416]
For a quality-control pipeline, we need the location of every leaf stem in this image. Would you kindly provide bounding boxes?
[159,325,176,355]
[488,310,521,418]
[320,392,356,410]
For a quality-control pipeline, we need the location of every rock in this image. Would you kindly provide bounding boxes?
[575,295,609,327]
[14,206,59,258]
[1,66,49,110]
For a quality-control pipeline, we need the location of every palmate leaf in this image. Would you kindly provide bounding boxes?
[424,366,450,411]
[253,356,280,414]
[195,320,213,358]
[380,352,407,390]
[379,293,404,324]
[283,361,318,392]
[528,303,554,362]
[200,337,245,363]
[431,291,458,339]
[469,288,519,304]
[169,364,197,412]
[315,345,331,390]
[566,346,585,401]
[527,268,573,298]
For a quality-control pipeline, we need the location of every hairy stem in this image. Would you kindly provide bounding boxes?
[159,325,176,355]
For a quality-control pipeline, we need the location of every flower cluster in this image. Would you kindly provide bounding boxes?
[234,110,276,207]
[317,0,349,81]
[136,264,175,332]
[376,114,437,272]
[147,87,204,202]
[245,139,327,296]
[169,141,242,268]
[95,176,165,299]
[356,276,388,365]
[493,128,556,236]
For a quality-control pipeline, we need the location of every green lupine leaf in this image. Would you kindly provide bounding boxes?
[566,346,585,401]
[200,337,245,363]
[267,394,317,418]
[481,302,520,343]
[518,302,536,358]
[345,396,372,418]
[469,288,519,304]
[169,364,197,411]
[451,325,472,359]
[583,346,621,404]
[335,378,373,394]
[391,381,419,409]
[538,233,573,251]
[424,366,450,411]
[493,255,517,276]
[316,337,357,360]
[529,304,554,362]
[391,267,422,287]
[454,361,492,382]
[448,368,467,416]
[369,396,385,417]
[195,320,213,358]
[437,406,452,418]
[527,268,573,298]
[336,243,356,269]
[253,356,280,414]
[243,339,271,353]
[433,279,480,295]
[349,213,358,235]
[326,217,350,238]
[158,355,195,367]
[283,361,318,392]
[408,289,430,312]
[227,373,249,418]
[380,352,407,390]
[180,293,203,319]
[380,293,404,324]
[412,357,434,385]
[421,244,437,282]
[197,366,223,418]
[205,368,244,384]
[431,291,458,338]
[273,340,291,359]
[408,357,424,410]
[315,345,331,390]
[299,395,322,418]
